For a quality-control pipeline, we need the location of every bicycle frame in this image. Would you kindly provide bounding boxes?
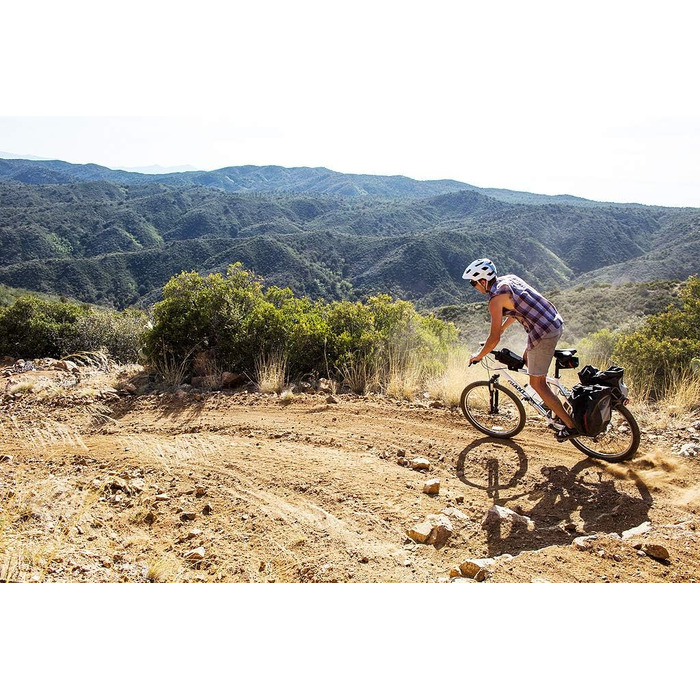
[478,356,571,425]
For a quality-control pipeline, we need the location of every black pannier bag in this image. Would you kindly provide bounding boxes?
[493,348,525,371]
[569,383,614,437]
[577,364,628,403]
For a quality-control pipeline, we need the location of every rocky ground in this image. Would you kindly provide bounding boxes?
[1,359,699,583]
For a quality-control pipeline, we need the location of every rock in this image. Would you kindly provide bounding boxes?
[481,505,534,530]
[180,512,197,522]
[397,449,406,458]
[0,455,13,463]
[155,493,169,501]
[406,515,453,547]
[406,521,434,544]
[642,543,670,561]
[221,372,245,388]
[679,443,700,458]
[459,560,488,581]
[397,457,409,466]
[175,390,187,399]
[326,395,338,404]
[54,359,78,372]
[410,457,431,471]
[423,479,440,495]
[441,506,469,521]
[143,511,156,525]
[316,378,333,394]
[621,521,652,539]
[188,528,203,539]
[195,485,207,498]
[572,534,599,551]
[185,547,206,562]
[123,383,138,395]
[191,375,218,389]
[202,503,213,515]
[426,515,453,547]
[429,401,444,409]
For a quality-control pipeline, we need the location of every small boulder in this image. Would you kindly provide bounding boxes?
[423,479,440,495]
[180,512,197,522]
[185,547,206,562]
[481,505,534,530]
[326,395,338,404]
[407,515,453,547]
[679,443,700,458]
[406,520,433,544]
[641,543,670,561]
[221,372,245,388]
[458,560,488,582]
[410,457,431,471]
[621,521,652,539]
[573,534,599,551]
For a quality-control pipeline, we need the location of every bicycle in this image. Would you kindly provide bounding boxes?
[460,346,641,462]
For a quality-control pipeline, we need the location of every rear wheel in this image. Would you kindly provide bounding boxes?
[570,404,640,462]
[460,380,526,438]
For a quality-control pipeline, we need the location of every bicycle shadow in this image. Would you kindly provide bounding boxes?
[482,458,653,557]
[455,438,654,558]
[456,437,529,501]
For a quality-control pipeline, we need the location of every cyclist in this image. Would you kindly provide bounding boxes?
[463,258,578,441]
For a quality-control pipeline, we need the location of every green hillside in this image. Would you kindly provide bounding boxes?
[0,160,699,312]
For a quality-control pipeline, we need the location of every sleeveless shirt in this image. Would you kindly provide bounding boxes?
[488,274,562,349]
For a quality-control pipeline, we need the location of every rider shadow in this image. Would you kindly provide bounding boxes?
[456,437,529,502]
[482,458,654,558]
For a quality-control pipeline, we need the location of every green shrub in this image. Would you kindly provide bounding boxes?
[0,296,90,358]
[67,309,149,363]
[614,276,700,395]
[0,295,148,362]
[143,264,458,389]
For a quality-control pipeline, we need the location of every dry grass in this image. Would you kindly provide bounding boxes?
[7,379,37,395]
[385,357,423,401]
[255,350,288,394]
[425,347,483,407]
[340,356,381,395]
[146,555,184,583]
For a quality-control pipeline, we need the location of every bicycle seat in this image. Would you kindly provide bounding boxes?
[554,348,577,357]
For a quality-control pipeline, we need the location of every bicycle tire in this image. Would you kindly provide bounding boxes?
[570,404,641,462]
[460,380,526,438]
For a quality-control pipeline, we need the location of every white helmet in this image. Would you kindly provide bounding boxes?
[462,258,497,283]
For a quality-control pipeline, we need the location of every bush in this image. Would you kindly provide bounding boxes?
[0,295,148,362]
[614,276,700,396]
[0,296,90,358]
[67,309,149,363]
[144,264,459,390]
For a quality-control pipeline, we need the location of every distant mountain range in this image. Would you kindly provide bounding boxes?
[0,157,698,311]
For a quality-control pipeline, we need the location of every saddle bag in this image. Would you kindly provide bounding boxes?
[578,364,628,404]
[569,383,614,437]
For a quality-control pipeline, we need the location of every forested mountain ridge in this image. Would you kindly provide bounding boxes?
[0,159,698,310]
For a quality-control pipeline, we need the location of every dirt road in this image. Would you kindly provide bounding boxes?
[1,376,698,582]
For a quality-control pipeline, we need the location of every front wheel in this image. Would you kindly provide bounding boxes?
[460,380,526,438]
[570,404,640,462]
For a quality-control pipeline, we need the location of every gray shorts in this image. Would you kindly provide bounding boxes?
[526,327,563,376]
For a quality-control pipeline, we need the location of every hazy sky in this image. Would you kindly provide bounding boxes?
[2,1,699,207]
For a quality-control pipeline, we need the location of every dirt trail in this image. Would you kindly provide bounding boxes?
[1,374,699,582]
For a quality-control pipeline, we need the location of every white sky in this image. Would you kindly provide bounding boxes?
[1,0,699,206]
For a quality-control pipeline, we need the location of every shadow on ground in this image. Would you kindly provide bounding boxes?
[456,437,653,558]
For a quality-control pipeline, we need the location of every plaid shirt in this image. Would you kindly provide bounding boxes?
[489,274,562,349]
